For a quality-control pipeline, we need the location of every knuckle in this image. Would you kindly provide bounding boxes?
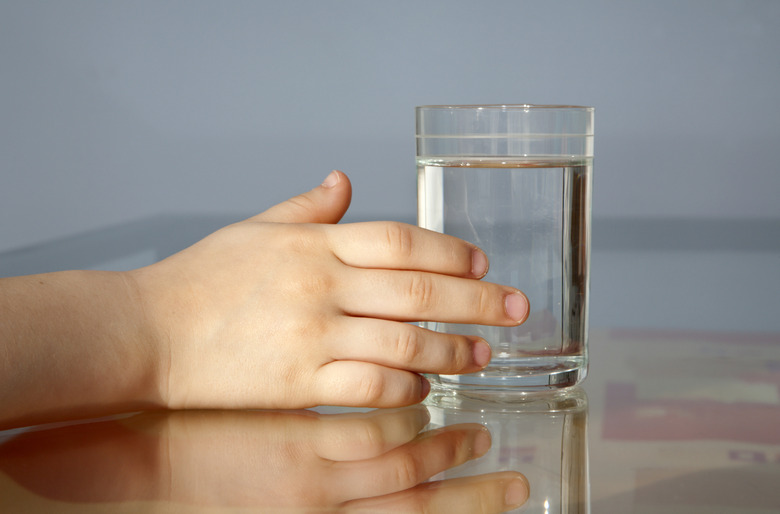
[473,489,496,514]
[282,269,335,298]
[354,421,384,449]
[384,222,415,259]
[357,371,386,404]
[448,336,471,370]
[475,285,494,318]
[396,326,423,364]
[393,452,422,489]
[293,312,333,341]
[285,194,320,218]
[302,274,336,297]
[407,273,437,313]
[284,224,321,253]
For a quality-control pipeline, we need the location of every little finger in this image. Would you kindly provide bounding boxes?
[314,361,430,409]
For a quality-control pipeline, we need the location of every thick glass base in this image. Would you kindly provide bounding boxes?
[424,383,588,414]
[427,356,587,403]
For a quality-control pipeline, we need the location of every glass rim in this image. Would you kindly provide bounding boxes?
[416,104,593,111]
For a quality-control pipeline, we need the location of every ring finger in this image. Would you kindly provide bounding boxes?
[328,317,492,374]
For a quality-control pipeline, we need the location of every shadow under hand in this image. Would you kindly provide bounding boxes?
[0,407,528,513]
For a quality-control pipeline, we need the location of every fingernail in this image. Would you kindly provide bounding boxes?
[473,426,492,457]
[505,292,529,324]
[505,476,530,508]
[321,170,340,188]
[473,339,492,368]
[414,406,432,427]
[471,248,489,278]
[419,375,431,400]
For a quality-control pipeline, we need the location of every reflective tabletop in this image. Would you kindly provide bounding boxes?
[1,216,779,512]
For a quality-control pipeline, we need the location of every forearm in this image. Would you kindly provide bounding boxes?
[0,270,166,429]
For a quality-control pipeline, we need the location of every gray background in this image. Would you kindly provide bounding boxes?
[1,1,779,333]
[2,0,779,252]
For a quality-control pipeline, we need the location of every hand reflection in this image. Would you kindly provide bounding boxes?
[0,407,528,512]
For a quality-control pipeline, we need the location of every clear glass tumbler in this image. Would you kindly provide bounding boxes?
[416,105,594,395]
[425,387,590,513]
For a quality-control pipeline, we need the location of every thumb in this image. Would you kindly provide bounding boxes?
[251,170,352,224]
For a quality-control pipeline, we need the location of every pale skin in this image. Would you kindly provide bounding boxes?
[0,408,530,511]
[0,170,529,430]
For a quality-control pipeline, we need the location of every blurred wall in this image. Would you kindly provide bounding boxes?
[2,0,779,253]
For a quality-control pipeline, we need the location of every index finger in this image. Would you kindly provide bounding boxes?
[324,222,489,279]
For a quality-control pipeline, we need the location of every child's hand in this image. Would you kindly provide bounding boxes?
[130,171,529,409]
[0,408,529,512]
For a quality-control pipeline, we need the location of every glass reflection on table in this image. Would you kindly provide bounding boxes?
[425,386,589,513]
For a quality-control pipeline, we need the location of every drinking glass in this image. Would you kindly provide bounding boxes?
[425,387,590,513]
[417,105,594,395]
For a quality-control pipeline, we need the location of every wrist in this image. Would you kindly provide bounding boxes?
[0,270,168,429]
[123,268,173,410]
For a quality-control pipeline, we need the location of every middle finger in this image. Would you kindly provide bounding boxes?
[339,269,529,326]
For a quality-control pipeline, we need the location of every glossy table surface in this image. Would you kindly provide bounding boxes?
[1,216,779,513]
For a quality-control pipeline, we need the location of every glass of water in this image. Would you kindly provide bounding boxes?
[425,387,590,513]
[416,105,594,396]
